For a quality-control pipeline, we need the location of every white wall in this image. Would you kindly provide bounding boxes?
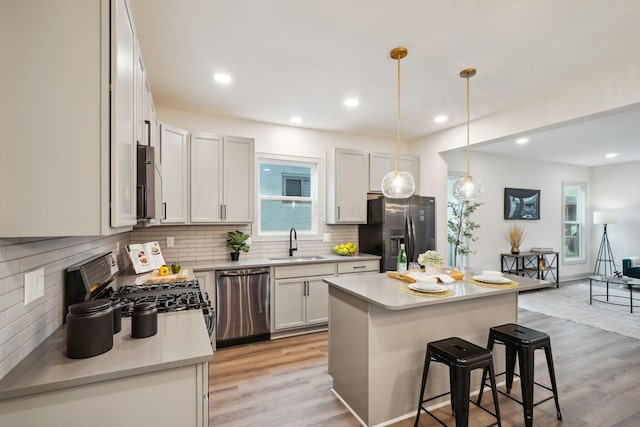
[443,151,591,277]
[590,160,640,270]
[157,108,402,159]
[410,64,640,271]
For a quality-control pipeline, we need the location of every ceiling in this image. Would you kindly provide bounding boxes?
[129,0,640,166]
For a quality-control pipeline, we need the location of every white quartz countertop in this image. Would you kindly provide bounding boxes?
[324,270,551,310]
[187,253,380,271]
[0,311,213,401]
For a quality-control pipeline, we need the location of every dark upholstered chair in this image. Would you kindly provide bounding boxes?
[623,257,640,279]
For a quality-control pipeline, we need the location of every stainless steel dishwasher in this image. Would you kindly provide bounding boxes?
[215,267,270,348]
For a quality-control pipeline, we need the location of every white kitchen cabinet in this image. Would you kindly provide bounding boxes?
[273,263,336,331]
[0,0,149,236]
[160,123,189,223]
[368,153,421,195]
[110,0,138,228]
[337,259,380,275]
[368,153,394,193]
[326,148,368,224]
[400,156,420,195]
[190,133,254,223]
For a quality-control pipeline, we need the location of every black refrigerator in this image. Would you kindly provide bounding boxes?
[358,195,436,272]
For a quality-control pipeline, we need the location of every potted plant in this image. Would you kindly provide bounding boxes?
[418,250,445,274]
[227,230,250,261]
[447,200,483,268]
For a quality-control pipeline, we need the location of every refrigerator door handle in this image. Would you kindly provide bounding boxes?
[409,216,416,262]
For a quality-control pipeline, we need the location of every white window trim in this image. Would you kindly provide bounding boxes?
[253,152,324,242]
[562,181,587,265]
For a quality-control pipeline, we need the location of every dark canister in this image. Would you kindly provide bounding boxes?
[110,298,122,334]
[131,302,158,338]
[66,299,114,359]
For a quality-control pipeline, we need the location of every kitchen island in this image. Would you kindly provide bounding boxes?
[324,271,551,426]
[0,311,212,427]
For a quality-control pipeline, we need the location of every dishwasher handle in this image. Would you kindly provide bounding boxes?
[216,268,270,277]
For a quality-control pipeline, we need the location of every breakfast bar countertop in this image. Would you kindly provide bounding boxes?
[323,268,551,311]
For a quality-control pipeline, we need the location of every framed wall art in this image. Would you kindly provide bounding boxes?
[504,187,540,220]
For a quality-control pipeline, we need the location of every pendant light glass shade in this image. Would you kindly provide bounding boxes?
[382,170,416,198]
[452,175,484,201]
[452,68,484,202]
[381,47,415,199]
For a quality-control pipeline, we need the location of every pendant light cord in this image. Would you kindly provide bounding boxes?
[465,74,470,177]
[396,55,401,171]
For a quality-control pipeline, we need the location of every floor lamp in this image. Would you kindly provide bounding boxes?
[593,211,617,277]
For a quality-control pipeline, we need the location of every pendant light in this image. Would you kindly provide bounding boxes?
[452,68,484,202]
[381,47,415,199]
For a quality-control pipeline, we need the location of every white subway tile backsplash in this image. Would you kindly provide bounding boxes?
[0,234,128,380]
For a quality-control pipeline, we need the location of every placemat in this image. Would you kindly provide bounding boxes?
[400,284,455,298]
[467,277,518,288]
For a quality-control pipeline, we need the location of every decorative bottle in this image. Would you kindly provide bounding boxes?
[397,243,408,274]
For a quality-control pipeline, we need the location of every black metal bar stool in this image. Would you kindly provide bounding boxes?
[477,323,562,427]
[414,337,501,427]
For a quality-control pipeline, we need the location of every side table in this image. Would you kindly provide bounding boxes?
[501,251,559,288]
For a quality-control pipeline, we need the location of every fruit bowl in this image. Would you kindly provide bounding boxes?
[334,242,358,256]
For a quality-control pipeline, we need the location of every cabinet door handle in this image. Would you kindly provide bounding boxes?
[353,265,367,269]
[144,120,151,146]
[304,280,309,296]
[163,202,167,220]
[337,206,340,220]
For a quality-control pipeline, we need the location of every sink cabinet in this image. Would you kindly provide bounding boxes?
[273,263,336,331]
[337,259,380,275]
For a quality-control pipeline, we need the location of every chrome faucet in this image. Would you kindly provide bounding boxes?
[289,227,298,257]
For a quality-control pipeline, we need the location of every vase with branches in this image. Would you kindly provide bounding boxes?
[447,200,482,268]
[507,223,526,254]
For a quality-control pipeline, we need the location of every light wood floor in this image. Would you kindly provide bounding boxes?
[209,309,640,426]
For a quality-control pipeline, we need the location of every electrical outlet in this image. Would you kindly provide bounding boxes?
[24,268,45,306]
[167,237,175,247]
[323,233,331,242]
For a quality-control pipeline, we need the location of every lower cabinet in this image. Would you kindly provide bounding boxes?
[273,263,336,331]
[337,259,380,275]
[0,363,209,427]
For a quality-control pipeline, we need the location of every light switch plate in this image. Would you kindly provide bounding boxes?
[167,237,174,247]
[24,268,45,305]
[323,233,331,242]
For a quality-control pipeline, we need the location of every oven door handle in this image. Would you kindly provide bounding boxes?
[204,306,215,337]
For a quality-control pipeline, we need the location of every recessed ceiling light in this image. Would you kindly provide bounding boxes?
[344,98,359,107]
[290,116,302,124]
[516,137,529,144]
[433,115,448,123]
[605,152,618,159]
[213,73,232,84]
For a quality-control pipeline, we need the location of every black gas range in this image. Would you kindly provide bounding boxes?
[65,253,214,337]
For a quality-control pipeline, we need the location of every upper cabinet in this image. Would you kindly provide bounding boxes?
[160,123,189,224]
[110,0,139,228]
[368,153,394,193]
[0,0,146,236]
[327,148,368,224]
[190,133,254,223]
[368,153,421,195]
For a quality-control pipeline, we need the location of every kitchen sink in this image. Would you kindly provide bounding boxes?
[268,256,327,262]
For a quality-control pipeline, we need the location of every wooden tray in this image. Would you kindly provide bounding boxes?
[386,271,417,283]
[386,268,464,283]
[145,268,189,284]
